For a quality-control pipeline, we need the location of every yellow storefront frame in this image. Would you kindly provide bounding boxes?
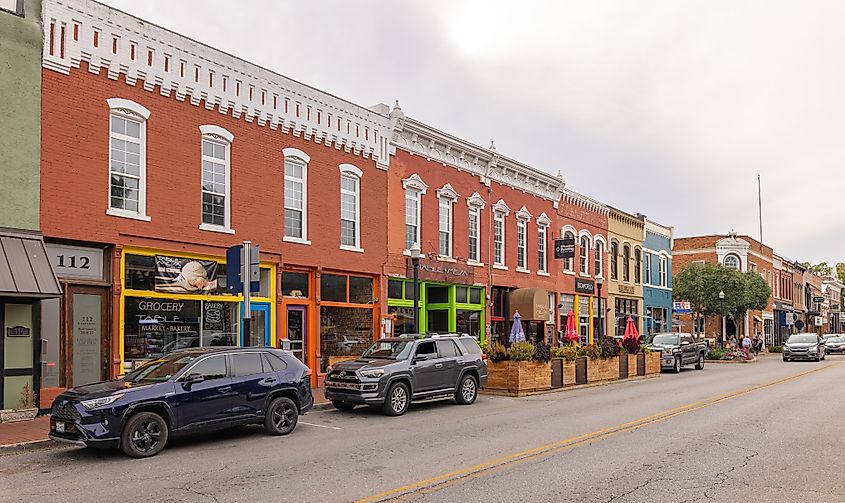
[119,246,277,373]
[572,294,596,345]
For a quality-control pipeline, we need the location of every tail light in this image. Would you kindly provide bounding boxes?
[481,353,488,361]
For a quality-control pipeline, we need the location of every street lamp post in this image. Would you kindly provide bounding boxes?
[596,277,604,339]
[719,290,726,347]
[410,242,421,334]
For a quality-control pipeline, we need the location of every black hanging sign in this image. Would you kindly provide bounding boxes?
[554,237,576,260]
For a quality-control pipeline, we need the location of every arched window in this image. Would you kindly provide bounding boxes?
[579,235,590,275]
[724,254,740,270]
[610,241,619,280]
[564,231,575,272]
[107,98,150,220]
[623,244,631,282]
[594,240,604,278]
[634,248,641,283]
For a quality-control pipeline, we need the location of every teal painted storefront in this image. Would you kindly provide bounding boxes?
[642,225,673,340]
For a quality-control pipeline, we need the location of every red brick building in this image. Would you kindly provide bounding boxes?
[39,0,392,389]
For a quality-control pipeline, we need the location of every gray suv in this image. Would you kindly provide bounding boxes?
[324,334,488,416]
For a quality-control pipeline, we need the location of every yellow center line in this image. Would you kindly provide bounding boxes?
[355,363,837,503]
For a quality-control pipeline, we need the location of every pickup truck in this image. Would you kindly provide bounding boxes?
[647,332,708,373]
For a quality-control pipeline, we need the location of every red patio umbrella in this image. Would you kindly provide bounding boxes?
[564,310,578,343]
[623,316,640,341]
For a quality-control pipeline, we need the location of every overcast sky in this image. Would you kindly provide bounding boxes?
[101,0,845,264]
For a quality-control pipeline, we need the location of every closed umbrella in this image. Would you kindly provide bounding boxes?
[623,316,640,341]
[509,311,526,344]
[564,310,578,343]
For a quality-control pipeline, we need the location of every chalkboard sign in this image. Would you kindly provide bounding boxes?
[554,237,576,259]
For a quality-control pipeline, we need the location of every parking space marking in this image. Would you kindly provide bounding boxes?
[299,421,342,430]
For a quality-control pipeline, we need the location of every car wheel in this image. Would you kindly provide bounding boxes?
[331,400,356,412]
[264,396,298,435]
[673,356,681,373]
[382,382,410,416]
[695,354,704,370]
[455,374,478,405]
[121,411,169,458]
[782,356,787,362]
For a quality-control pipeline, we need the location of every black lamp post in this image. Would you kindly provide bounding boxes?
[596,277,604,339]
[719,290,726,346]
[410,242,421,334]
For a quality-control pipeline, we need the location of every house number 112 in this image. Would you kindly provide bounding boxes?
[57,255,91,269]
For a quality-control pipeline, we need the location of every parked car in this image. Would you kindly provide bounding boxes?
[325,334,488,416]
[783,333,826,362]
[825,336,845,354]
[647,332,707,373]
[49,347,313,458]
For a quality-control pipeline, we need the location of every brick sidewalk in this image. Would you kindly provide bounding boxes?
[0,389,331,449]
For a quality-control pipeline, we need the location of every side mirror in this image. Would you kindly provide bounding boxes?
[183,373,205,385]
[413,354,430,363]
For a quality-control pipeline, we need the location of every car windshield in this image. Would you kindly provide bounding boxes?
[123,353,204,383]
[651,333,679,345]
[787,334,817,344]
[362,340,414,360]
[829,337,844,343]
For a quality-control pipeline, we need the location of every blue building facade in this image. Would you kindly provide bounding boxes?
[642,220,673,340]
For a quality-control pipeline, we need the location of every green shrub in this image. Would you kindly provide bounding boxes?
[551,346,565,358]
[552,343,579,362]
[640,346,653,355]
[707,348,727,360]
[488,341,508,362]
[507,341,536,361]
[534,343,552,362]
[598,336,621,359]
[767,346,783,353]
[578,343,602,360]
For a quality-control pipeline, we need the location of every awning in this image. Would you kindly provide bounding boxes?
[0,230,62,298]
[508,288,549,321]
[753,315,763,323]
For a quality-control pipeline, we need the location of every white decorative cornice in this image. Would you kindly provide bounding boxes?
[608,207,645,228]
[199,124,234,144]
[515,206,532,222]
[562,189,609,216]
[339,163,363,178]
[436,183,459,200]
[466,191,486,209]
[390,116,565,202]
[493,199,511,215]
[644,218,673,242]
[44,0,391,167]
[536,212,551,226]
[402,173,428,194]
[282,147,310,163]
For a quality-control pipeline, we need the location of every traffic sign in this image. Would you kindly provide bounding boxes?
[813,296,825,303]
[226,243,260,294]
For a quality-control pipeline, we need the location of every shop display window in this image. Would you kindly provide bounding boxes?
[388,306,415,336]
[456,310,481,339]
[282,271,309,298]
[349,276,373,304]
[320,306,373,372]
[427,285,449,304]
[388,279,403,300]
[124,253,271,296]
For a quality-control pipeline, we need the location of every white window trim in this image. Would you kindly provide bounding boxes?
[578,231,592,277]
[405,189,422,252]
[643,252,652,285]
[659,255,668,287]
[610,240,620,281]
[493,211,507,267]
[468,206,481,264]
[199,125,234,233]
[634,247,642,285]
[562,225,577,273]
[283,148,309,243]
[436,184,458,258]
[622,241,632,284]
[594,235,606,279]
[339,164,363,252]
[516,219,529,272]
[537,223,548,274]
[107,98,150,221]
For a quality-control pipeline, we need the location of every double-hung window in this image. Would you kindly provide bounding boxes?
[339,164,362,251]
[537,225,547,273]
[107,98,150,220]
[406,190,421,250]
[563,230,575,272]
[199,125,234,232]
[493,212,505,266]
[516,220,527,270]
[283,148,310,242]
[579,235,590,275]
[610,241,619,280]
[468,207,480,263]
[594,240,604,278]
[622,245,631,282]
[643,253,652,285]
[439,198,452,257]
[659,256,668,287]
[634,248,641,283]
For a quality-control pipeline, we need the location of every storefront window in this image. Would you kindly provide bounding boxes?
[456,310,481,339]
[456,287,468,304]
[123,297,238,367]
[321,274,347,302]
[349,276,373,304]
[470,288,481,305]
[124,253,228,295]
[282,272,309,298]
[615,298,639,337]
[428,309,449,332]
[389,306,415,336]
[388,279,403,299]
[427,285,449,304]
[320,306,373,372]
[125,254,155,291]
[652,307,667,333]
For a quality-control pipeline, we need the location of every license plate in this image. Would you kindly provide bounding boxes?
[55,422,65,433]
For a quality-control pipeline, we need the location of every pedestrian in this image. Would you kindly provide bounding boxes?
[753,335,762,356]
[729,336,737,350]
[742,334,752,358]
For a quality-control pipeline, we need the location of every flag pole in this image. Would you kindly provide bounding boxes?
[757,174,763,251]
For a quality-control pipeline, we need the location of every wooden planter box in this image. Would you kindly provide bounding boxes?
[626,353,637,378]
[563,360,576,387]
[645,352,661,375]
[636,353,646,376]
[586,356,621,383]
[575,357,587,384]
[484,361,551,395]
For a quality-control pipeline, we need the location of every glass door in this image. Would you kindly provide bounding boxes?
[286,306,306,362]
[241,303,271,347]
[2,303,35,410]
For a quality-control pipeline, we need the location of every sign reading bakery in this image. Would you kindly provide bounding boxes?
[154,255,218,294]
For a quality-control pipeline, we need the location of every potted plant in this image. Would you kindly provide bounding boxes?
[552,344,579,387]
[643,347,661,374]
[596,336,622,381]
[483,341,551,395]
[0,383,38,423]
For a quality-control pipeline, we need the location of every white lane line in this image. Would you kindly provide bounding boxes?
[299,421,342,430]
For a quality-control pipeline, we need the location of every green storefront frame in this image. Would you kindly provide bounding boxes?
[387,279,485,344]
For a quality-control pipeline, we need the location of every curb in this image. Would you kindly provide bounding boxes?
[704,358,758,364]
[0,438,55,455]
[481,373,660,398]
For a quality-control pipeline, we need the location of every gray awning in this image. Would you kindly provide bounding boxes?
[0,230,62,298]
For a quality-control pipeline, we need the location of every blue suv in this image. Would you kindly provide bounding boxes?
[49,347,313,458]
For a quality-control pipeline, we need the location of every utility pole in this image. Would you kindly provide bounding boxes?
[757,174,763,252]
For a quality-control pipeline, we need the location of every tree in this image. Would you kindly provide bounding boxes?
[807,262,833,276]
[733,271,771,330]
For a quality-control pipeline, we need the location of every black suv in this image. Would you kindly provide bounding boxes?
[325,334,488,416]
[49,347,313,458]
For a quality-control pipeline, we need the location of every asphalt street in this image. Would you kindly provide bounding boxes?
[2,355,844,503]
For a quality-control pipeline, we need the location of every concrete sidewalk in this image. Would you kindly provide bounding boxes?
[0,388,333,451]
